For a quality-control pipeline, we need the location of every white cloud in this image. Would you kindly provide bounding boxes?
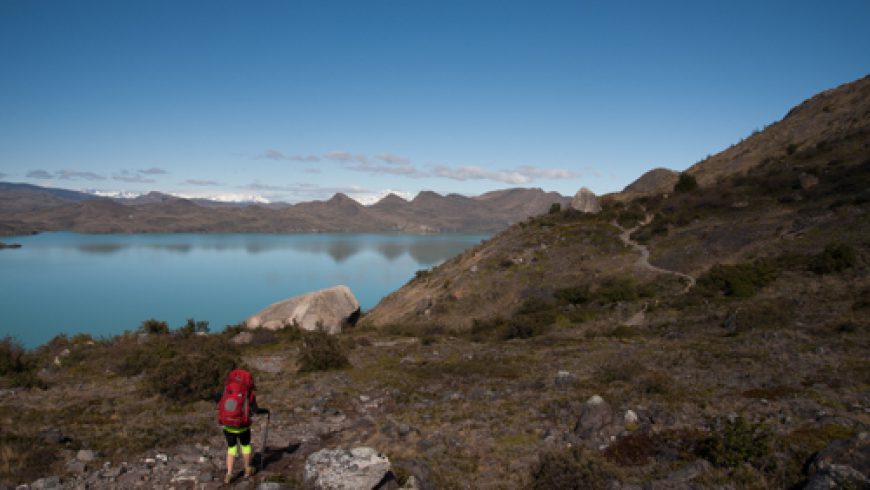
[56,169,106,181]
[113,170,156,183]
[27,169,54,179]
[376,153,411,166]
[430,164,577,184]
[184,179,221,186]
[255,149,320,162]
[139,167,168,175]
[324,150,368,164]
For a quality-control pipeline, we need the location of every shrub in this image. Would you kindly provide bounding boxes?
[139,318,170,335]
[143,337,238,403]
[529,446,616,489]
[809,243,858,274]
[177,318,209,335]
[297,330,350,372]
[698,416,771,468]
[674,173,699,193]
[548,202,562,214]
[0,337,45,389]
[114,337,175,377]
[554,285,591,304]
[593,277,654,303]
[0,434,58,486]
[698,260,777,298]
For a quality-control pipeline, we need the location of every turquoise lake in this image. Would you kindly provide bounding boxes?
[0,232,488,348]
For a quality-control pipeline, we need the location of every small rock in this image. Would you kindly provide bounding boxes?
[39,428,66,445]
[398,423,412,437]
[231,331,254,345]
[29,476,61,489]
[799,172,820,190]
[76,449,98,463]
[624,410,639,427]
[554,371,578,388]
[65,459,87,474]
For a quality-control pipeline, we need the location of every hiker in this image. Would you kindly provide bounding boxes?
[216,368,268,484]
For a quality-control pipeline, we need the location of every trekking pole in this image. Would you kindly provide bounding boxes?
[260,408,271,472]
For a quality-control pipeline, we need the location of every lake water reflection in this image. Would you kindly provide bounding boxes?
[0,232,488,348]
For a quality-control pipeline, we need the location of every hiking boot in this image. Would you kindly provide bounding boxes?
[244,466,254,478]
[224,473,232,485]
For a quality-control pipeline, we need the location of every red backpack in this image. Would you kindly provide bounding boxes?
[217,369,255,428]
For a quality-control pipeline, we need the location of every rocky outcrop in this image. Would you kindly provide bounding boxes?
[570,187,602,214]
[804,434,869,489]
[245,285,360,334]
[304,447,392,490]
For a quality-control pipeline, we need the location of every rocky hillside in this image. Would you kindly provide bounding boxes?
[0,186,568,235]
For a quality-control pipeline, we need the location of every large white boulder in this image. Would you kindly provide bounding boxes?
[570,187,602,214]
[245,285,360,334]
[304,447,391,490]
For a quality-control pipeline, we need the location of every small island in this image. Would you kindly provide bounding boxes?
[0,241,22,249]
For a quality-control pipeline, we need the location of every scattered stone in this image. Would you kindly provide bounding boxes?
[39,428,66,445]
[245,285,361,334]
[232,331,254,345]
[28,475,61,489]
[65,459,87,474]
[76,449,99,463]
[554,370,578,388]
[799,172,820,190]
[570,187,602,214]
[624,410,639,427]
[574,395,616,439]
[257,483,293,490]
[304,447,391,490]
[805,434,869,489]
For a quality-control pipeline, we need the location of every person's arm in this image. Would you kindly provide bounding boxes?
[251,395,269,415]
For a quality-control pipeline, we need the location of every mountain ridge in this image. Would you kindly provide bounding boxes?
[0,184,572,236]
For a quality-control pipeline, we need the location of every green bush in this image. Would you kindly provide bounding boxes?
[529,446,616,489]
[143,337,239,403]
[593,277,654,303]
[554,285,591,304]
[177,318,209,335]
[0,337,45,389]
[297,330,350,372]
[809,243,858,274]
[114,337,175,376]
[698,416,771,468]
[548,202,562,214]
[139,318,170,335]
[674,173,699,193]
[698,259,777,298]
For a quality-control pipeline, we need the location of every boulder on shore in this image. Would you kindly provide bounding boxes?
[570,187,602,214]
[245,285,360,334]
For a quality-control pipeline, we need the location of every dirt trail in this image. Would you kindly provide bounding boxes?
[613,216,696,293]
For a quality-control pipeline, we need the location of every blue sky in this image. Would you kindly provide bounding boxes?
[1,1,868,204]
